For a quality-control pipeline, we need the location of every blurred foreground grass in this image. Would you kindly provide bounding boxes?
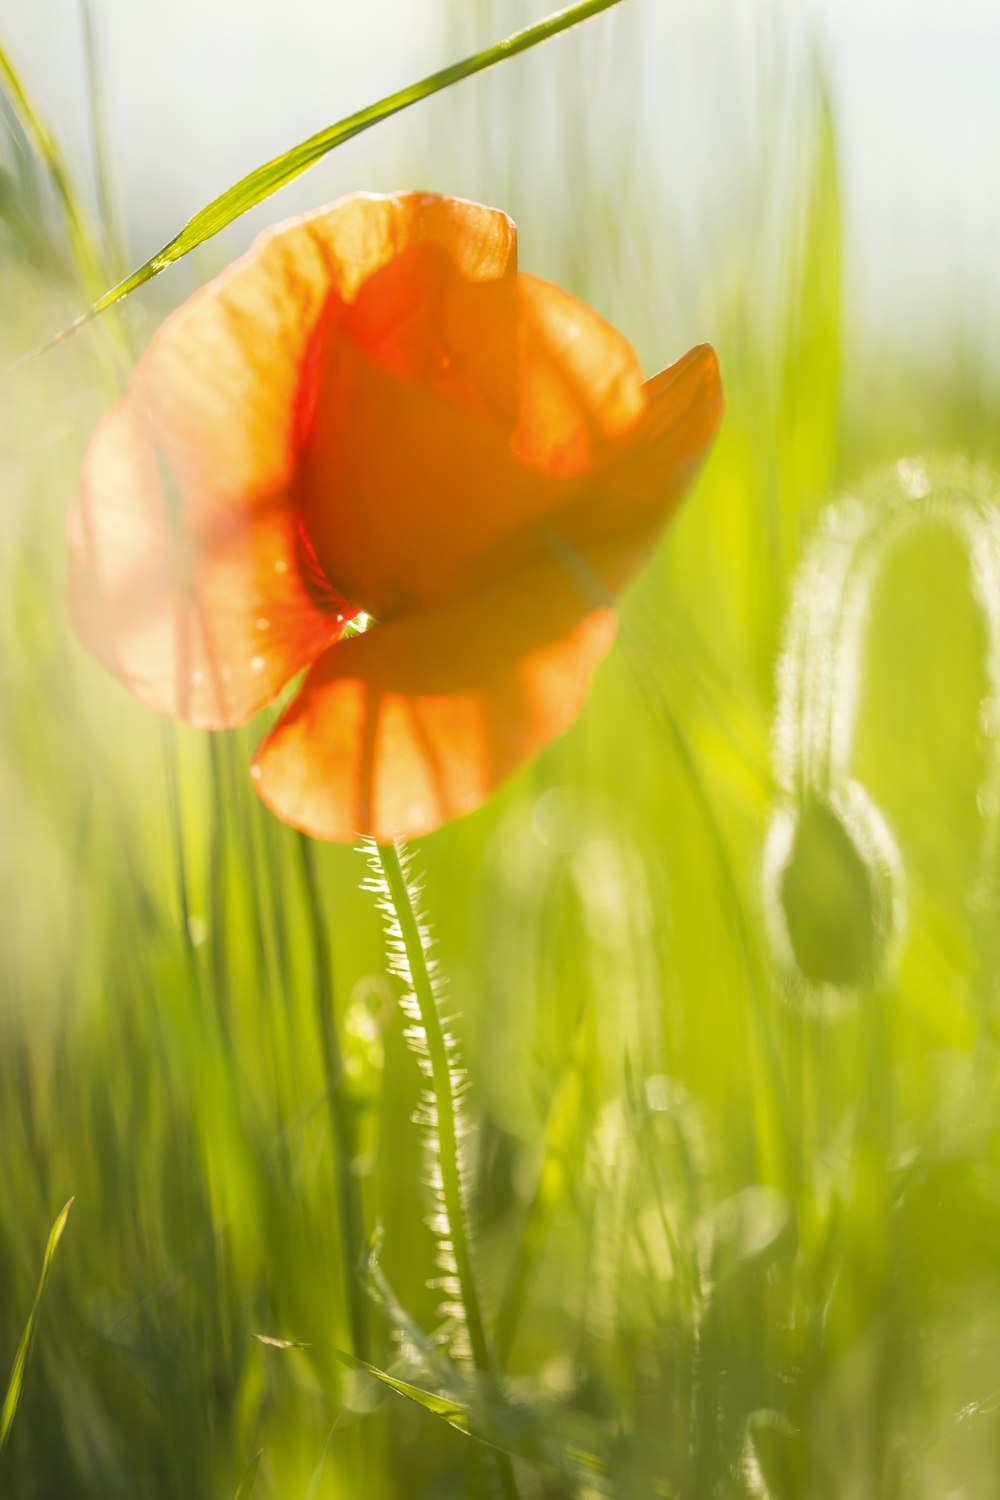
[3,3,1000,1497]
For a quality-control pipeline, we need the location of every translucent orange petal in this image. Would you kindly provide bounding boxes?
[545,343,725,595]
[67,192,518,727]
[249,561,617,842]
[251,341,723,843]
[297,261,647,620]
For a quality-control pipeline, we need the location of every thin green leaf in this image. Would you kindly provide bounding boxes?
[80,0,127,279]
[233,1450,262,1500]
[0,43,106,302]
[24,0,627,360]
[343,1353,474,1436]
[364,1223,450,1365]
[333,1349,608,1488]
[495,992,593,1364]
[0,1198,74,1452]
[252,1332,311,1350]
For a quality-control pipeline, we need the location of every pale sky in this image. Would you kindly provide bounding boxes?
[3,0,999,349]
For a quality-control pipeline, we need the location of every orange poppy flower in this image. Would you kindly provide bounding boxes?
[68,191,723,843]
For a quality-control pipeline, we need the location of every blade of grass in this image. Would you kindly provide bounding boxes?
[0,36,128,385]
[339,1351,473,1436]
[0,42,105,300]
[233,1450,262,1500]
[495,992,591,1366]
[79,0,127,280]
[333,1348,607,1487]
[0,1198,74,1451]
[21,0,628,360]
[298,834,369,1362]
[547,526,795,1183]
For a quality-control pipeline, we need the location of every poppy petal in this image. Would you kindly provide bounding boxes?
[67,192,518,727]
[68,398,345,726]
[297,263,648,619]
[249,560,617,842]
[546,343,725,594]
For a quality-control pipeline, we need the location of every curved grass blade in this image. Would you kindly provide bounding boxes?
[1,37,129,378]
[495,994,591,1366]
[341,1353,475,1437]
[233,1450,262,1500]
[22,0,627,361]
[0,1198,74,1452]
[297,832,369,1362]
[334,1349,608,1488]
[0,43,106,303]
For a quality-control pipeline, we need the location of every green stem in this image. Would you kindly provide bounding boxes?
[494,992,589,1368]
[298,836,368,1361]
[547,529,794,1185]
[0,39,105,301]
[206,737,233,1048]
[79,0,127,281]
[0,36,128,379]
[377,842,489,1367]
[376,842,520,1500]
[159,724,202,998]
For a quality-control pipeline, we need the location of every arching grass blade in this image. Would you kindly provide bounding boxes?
[20,0,627,361]
[0,43,107,303]
[233,1450,262,1500]
[0,1198,74,1452]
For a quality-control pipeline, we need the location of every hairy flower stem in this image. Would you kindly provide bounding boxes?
[377,842,489,1362]
[298,835,368,1361]
[376,842,520,1500]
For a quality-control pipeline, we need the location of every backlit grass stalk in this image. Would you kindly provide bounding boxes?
[298,835,369,1361]
[550,528,794,1184]
[0,1198,73,1451]
[0,37,128,376]
[79,0,127,281]
[494,991,591,1367]
[159,723,203,999]
[0,41,105,303]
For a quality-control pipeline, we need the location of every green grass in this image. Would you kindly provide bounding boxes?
[2,3,1000,1497]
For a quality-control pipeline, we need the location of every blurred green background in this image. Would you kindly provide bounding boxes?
[2,1,1000,1496]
